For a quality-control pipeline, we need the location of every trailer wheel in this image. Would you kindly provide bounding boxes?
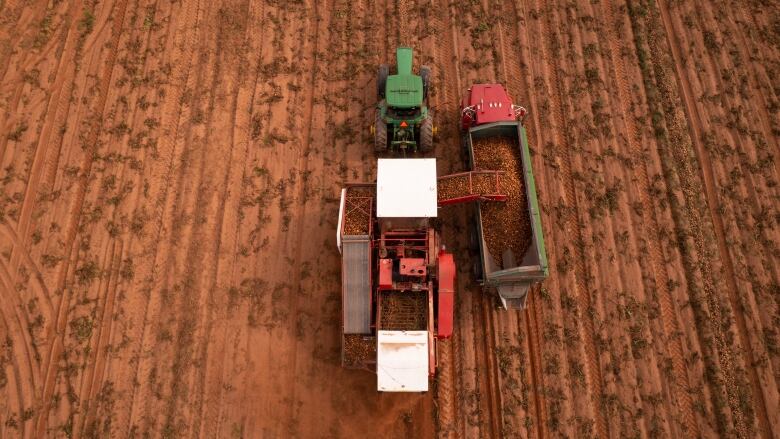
[377,64,389,99]
[420,65,431,100]
[472,260,483,281]
[469,226,480,252]
[462,134,472,168]
[420,114,433,154]
[375,110,388,152]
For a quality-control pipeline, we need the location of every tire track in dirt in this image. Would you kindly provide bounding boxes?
[187,0,264,433]
[425,0,461,166]
[397,0,410,46]
[426,0,458,435]
[564,2,649,433]
[220,0,329,434]
[503,5,557,436]
[436,2,488,435]
[444,1,506,435]
[435,338,456,438]
[0,220,53,314]
[728,1,780,162]
[439,0,462,101]
[205,0,267,434]
[72,238,122,437]
[628,1,753,436]
[34,0,130,434]
[0,256,37,437]
[524,291,548,439]
[275,0,325,431]
[682,1,780,249]
[0,0,51,100]
[73,0,172,431]
[380,0,394,62]
[194,0,264,434]
[461,274,487,438]
[38,2,88,197]
[0,0,54,161]
[498,3,555,437]
[157,2,239,432]
[676,0,779,433]
[600,0,699,436]
[0,0,26,81]
[655,1,773,436]
[451,320,467,438]
[9,0,82,273]
[693,0,780,287]
[478,295,503,438]
[440,1,524,435]
[121,0,203,433]
[0,317,27,438]
[496,2,523,99]
[658,0,772,438]
[529,0,607,436]
[228,2,294,431]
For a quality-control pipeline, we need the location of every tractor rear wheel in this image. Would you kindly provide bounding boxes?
[420,66,431,100]
[375,111,388,152]
[419,114,433,153]
[377,64,389,99]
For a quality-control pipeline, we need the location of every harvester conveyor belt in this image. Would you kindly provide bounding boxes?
[437,170,507,206]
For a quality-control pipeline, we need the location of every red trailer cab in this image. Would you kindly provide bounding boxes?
[460,84,526,130]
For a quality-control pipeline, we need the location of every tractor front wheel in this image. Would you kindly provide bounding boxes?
[420,66,431,100]
[419,114,434,153]
[377,64,389,99]
[375,111,388,152]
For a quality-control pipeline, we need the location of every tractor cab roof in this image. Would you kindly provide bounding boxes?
[385,47,424,109]
[386,74,423,108]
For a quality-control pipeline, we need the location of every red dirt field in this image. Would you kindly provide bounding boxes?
[0,0,778,438]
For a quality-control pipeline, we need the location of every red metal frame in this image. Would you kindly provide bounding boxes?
[378,258,393,290]
[436,252,455,339]
[427,282,435,376]
[339,181,460,380]
[399,258,426,277]
[459,83,517,129]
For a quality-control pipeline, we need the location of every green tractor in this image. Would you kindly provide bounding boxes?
[374,47,434,153]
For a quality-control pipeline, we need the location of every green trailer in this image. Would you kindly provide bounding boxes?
[374,47,434,153]
[464,121,548,310]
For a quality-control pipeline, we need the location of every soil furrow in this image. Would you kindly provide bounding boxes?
[600,0,699,436]
[123,0,204,432]
[34,0,131,433]
[0,257,37,436]
[524,291,547,439]
[530,0,608,436]
[656,0,773,436]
